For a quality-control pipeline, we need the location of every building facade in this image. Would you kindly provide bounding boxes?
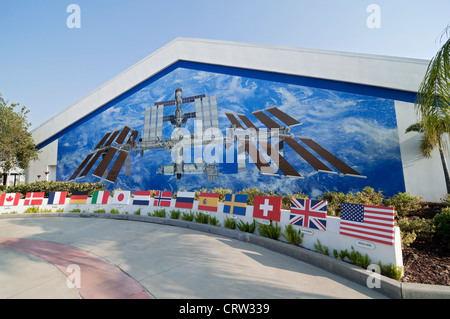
[26,38,449,201]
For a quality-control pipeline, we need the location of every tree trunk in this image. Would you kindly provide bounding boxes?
[438,140,450,194]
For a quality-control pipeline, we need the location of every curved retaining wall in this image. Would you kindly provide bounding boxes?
[1,212,449,299]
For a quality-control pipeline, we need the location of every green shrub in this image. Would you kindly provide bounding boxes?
[433,208,450,240]
[24,206,40,214]
[181,211,194,221]
[314,239,330,256]
[110,209,120,214]
[397,216,435,243]
[237,219,256,233]
[208,215,221,226]
[7,181,105,197]
[282,224,303,246]
[224,217,236,229]
[152,209,166,218]
[257,221,281,240]
[384,192,422,217]
[169,209,181,219]
[339,246,372,269]
[69,208,81,213]
[441,194,450,207]
[194,212,209,224]
[379,262,403,281]
[133,209,141,215]
[93,208,106,214]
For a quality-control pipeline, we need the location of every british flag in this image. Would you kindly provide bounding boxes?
[290,198,328,231]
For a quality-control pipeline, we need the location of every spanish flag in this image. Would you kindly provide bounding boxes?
[70,191,89,204]
[198,193,220,212]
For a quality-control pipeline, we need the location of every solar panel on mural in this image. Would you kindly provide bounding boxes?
[252,110,281,129]
[299,138,362,176]
[237,114,259,131]
[238,138,277,175]
[225,113,244,129]
[265,107,301,127]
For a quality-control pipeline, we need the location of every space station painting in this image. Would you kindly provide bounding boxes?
[56,63,405,198]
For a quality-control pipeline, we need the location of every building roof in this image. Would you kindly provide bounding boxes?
[31,37,430,148]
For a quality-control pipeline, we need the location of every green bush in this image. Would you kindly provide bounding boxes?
[314,239,330,256]
[24,206,40,213]
[224,217,236,229]
[384,192,422,217]
[338,246,372,269]
[152,209,166,218]
[257,221,281,240]
[282,224,303,246]
[208,215,221,227]
[169,209,181,219]
[441,194,450,207]
[194,212,209,224]
[6,181,105,197]
[397,216,435,244]
[379,262,403,281]
[110,209,120,214]
[237,219,256,233]
[181,211,194,221]
[93,208,106,214]
[433,208,450,240]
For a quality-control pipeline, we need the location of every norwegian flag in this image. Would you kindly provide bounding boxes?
[0,193,21,206]
[290,198,328,231]
[24,192,45,205]
[154,191,172,207]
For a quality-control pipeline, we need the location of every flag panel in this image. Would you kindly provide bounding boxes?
[0,193,21,206]
[175,191,195,209]
[91,191,110,204]
[133,191,151,206]
[198,193,220,212]
[154,191,172,207]
[253,196,282,221]
[290,198,327,231]
[340,203,395,246]
[24,192,45,206]
[70,191,89,204]
[112,191,130,205]
[48,192,67,205]
[223,194,247,216]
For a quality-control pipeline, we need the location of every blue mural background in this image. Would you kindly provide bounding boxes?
[56,63,405,198]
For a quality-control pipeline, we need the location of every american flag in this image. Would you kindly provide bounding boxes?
[290,198,327,231]
[340,203,395,246]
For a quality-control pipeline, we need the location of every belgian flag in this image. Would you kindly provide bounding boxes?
[198,193,220,212]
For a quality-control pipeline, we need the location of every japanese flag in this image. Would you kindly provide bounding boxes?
[112,191,130,205]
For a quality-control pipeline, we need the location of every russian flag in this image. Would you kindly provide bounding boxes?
[132,191,151,206]
[175,191,195,209]
[47,192,67,205]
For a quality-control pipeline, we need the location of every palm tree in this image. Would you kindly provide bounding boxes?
[410,25,450,193]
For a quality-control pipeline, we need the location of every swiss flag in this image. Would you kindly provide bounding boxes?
[0,193,21,206]
[253,196,282,222]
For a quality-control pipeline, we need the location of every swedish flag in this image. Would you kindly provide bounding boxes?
[223,194,247,216]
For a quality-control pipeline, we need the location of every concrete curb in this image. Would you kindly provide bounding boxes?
[2,212,449,299]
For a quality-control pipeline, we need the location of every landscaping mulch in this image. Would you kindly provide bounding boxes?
[400,202,450,286]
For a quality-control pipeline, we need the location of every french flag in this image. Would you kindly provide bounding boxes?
[47,192,67,205]
[132,191,151,206]
[175,191,195,209]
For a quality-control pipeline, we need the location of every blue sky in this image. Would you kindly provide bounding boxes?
[1,0,449,130]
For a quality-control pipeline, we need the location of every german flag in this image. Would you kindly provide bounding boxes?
[198,193,220,212]
[70,191,89,204]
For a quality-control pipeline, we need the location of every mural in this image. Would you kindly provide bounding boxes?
[56,63,405,198]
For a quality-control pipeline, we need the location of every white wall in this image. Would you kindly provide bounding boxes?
[395,101,449,201]
[26,140,58,183]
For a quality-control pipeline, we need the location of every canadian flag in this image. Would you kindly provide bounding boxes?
[252,195,282,222]
[0,193,21,206]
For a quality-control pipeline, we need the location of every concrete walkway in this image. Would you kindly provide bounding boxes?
[0,215,387,299]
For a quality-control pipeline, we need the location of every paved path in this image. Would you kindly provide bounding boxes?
[0,216,387,299]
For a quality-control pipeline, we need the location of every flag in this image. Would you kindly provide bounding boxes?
[133,191,151,206]
[223,194,247,216]
[253,196,282,221]
[290,198,327,231]
[0,193,21,206]
[112,191,130,205]
[70,191,89,204]
[47,192,67,205]
[340,203,395,246]
[91,190,110,204]
[175,191,195,209]
[24,192,45,205]
[154,191,172,207]
[198,193,219,212]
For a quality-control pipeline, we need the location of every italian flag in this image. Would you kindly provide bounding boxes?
[91,191,110,204]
